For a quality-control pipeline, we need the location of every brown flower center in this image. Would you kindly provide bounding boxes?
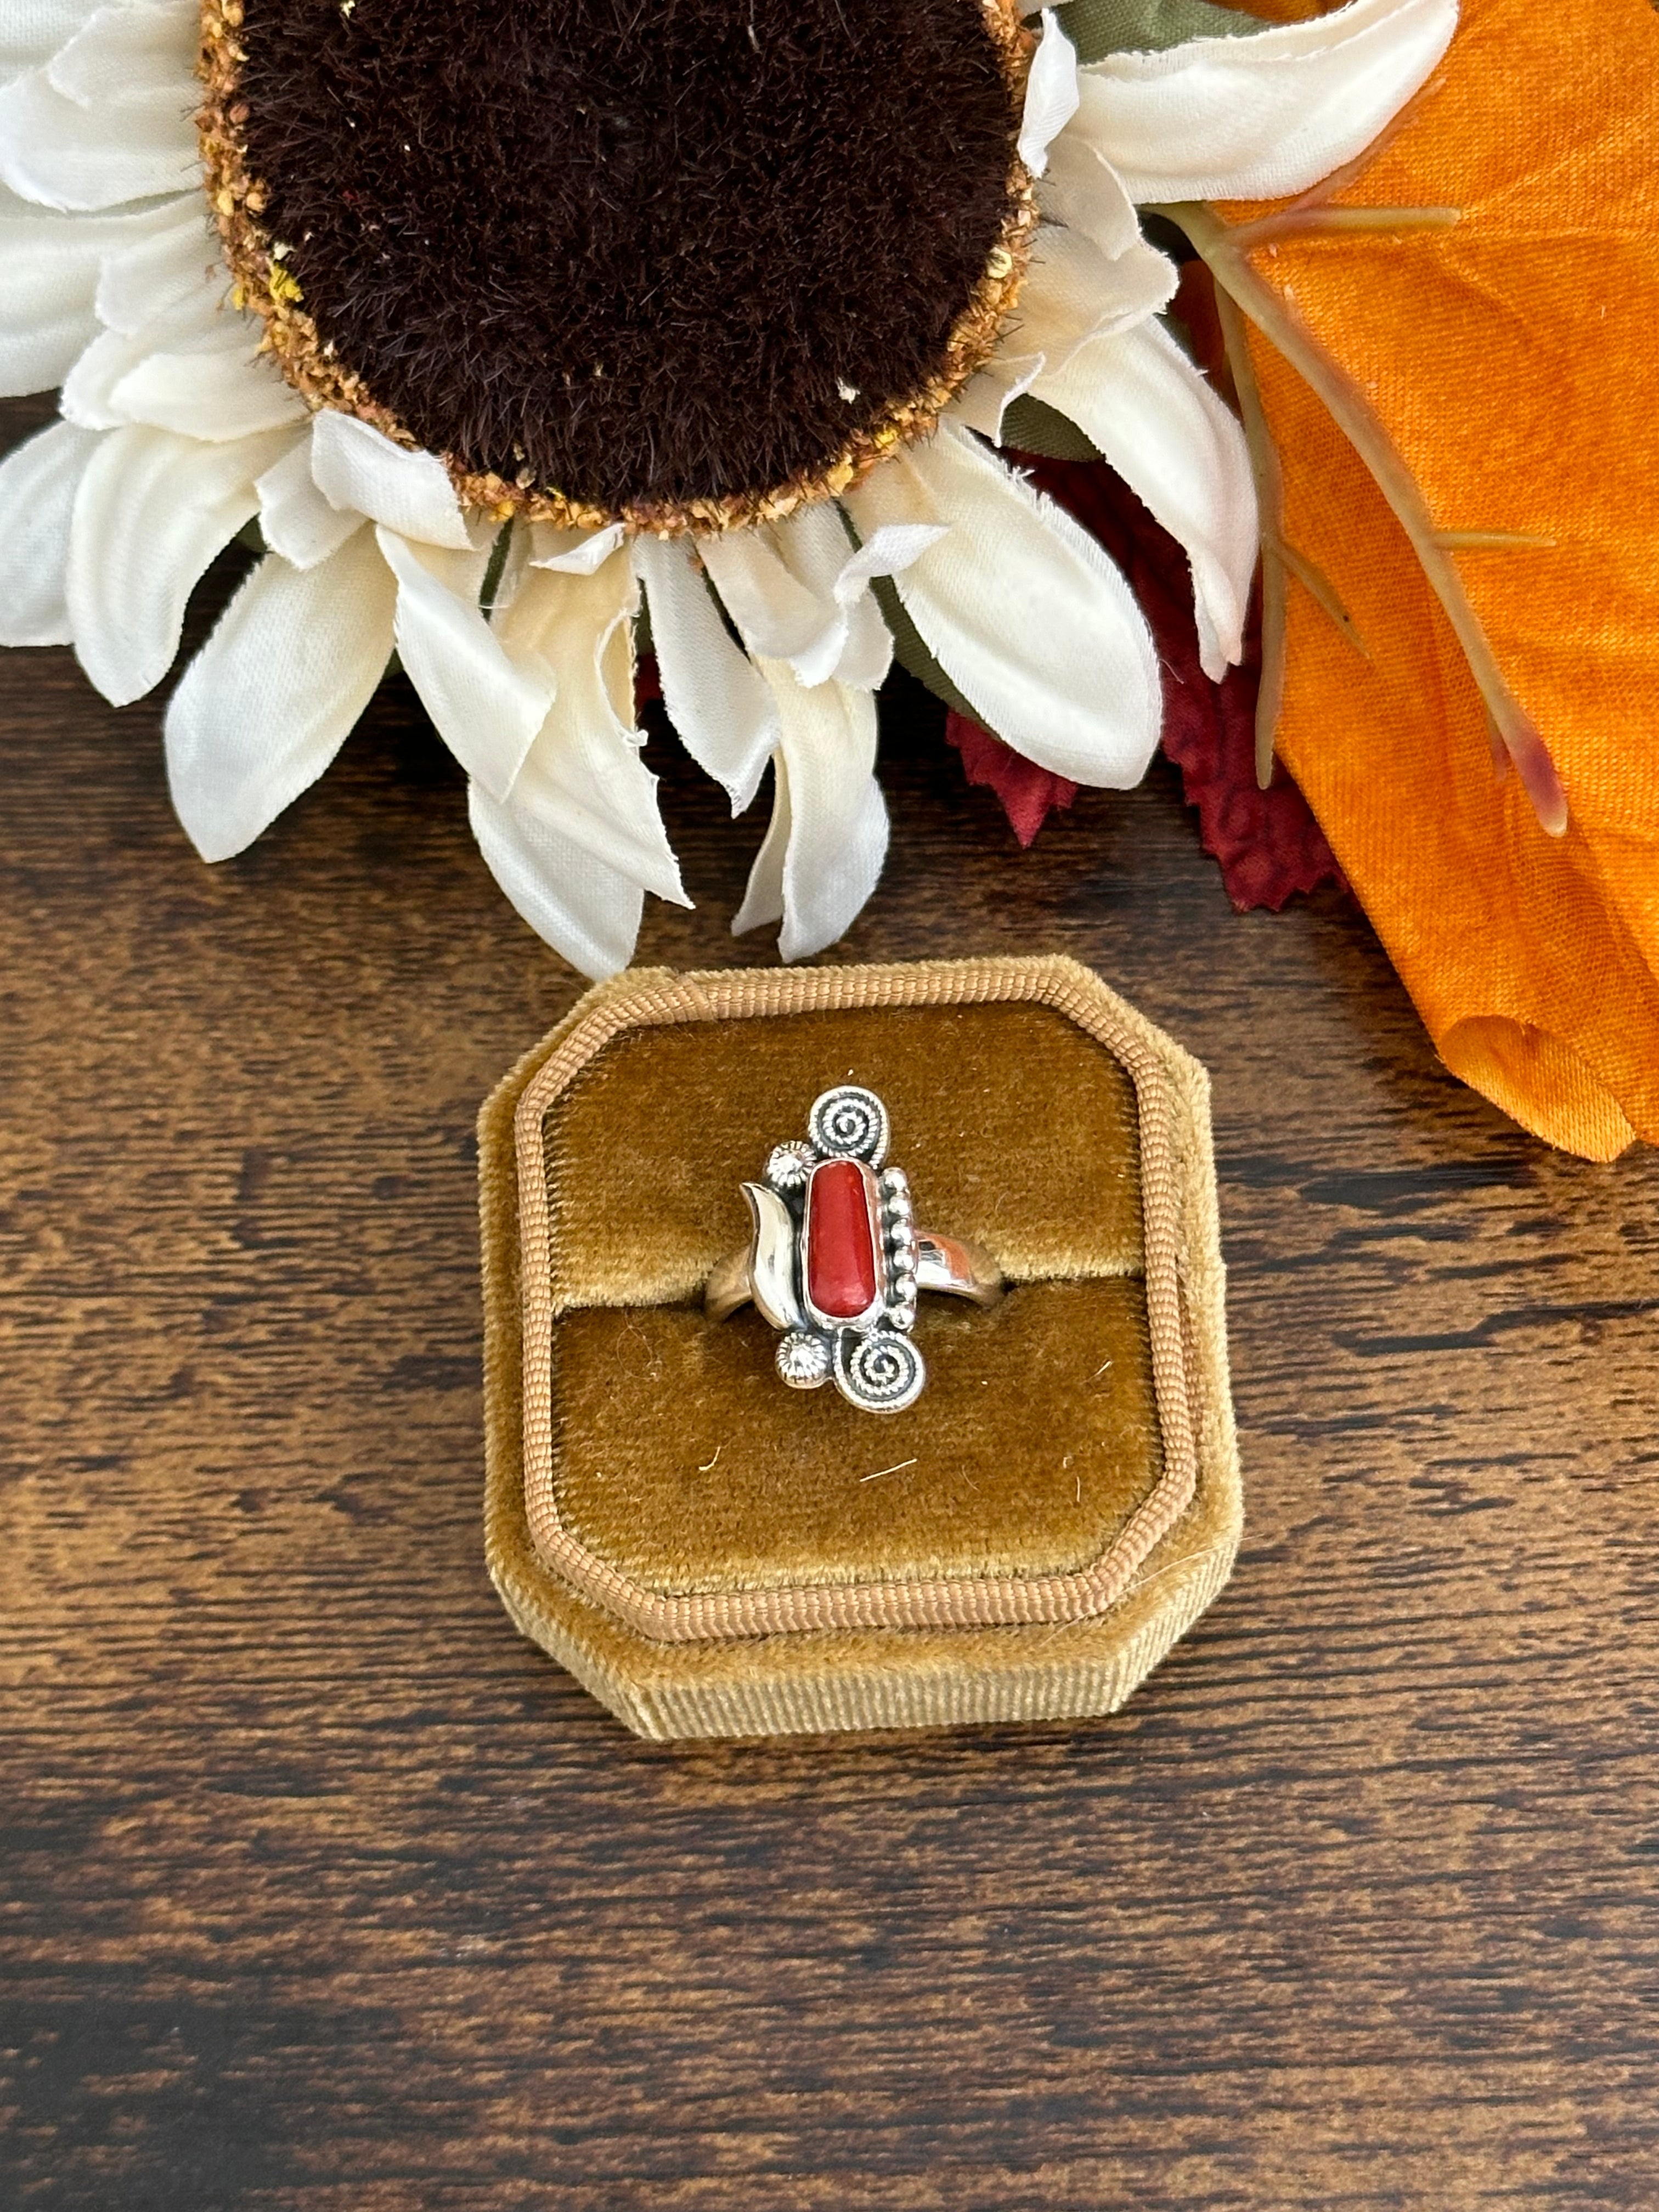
[205,0,1032,531]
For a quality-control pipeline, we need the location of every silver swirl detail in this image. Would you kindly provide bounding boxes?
[833,1327,925,1414]
[808,1085,890,1168]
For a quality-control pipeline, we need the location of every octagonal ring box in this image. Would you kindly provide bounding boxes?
[478,954,1240,1741]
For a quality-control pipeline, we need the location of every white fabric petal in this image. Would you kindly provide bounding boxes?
[947,370,1018,445]
[753,498,846,600]
[822,578,893,692]
[490,557,687,906]
[1076,0,1459,204]
[950,215,1175,441]
[1018,12,1080,179]
[256,431,360,570]
[309,412,478,550]
[60,229,236,428]
[469,555,689,976]
[699,523,830,670]
[0,32,195,211]
[733,661,887,962]
[65,421,293,704]
[844,423,1161,788]
[163,529,395,860]
[94,200,221,334]
[771,503,946,691]
[46,0,196,106]
[528,520,627,574]
[0,416,99,643]
[956,360,1054,444]
[1030,317,1257,677]
[731,751,789,939]
[0,194,185,393]
[1037,134,1144,260]
[749,503,878,689]
[991,222,1177,391]
[774,500,946,611]
[374,524,553,802]
[468,783,645,981]
[110,342,307,439]
[0,242,95,391]
[630,532,777,815]
[705,504,942,692]
[834,520,951,597]
[61,315,235,430]
[0,0,100,85]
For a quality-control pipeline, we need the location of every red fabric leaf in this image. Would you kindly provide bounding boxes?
[943,709,1077,847]
[977,450,1345,911]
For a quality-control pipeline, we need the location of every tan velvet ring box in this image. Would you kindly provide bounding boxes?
[478,954,1240,1740]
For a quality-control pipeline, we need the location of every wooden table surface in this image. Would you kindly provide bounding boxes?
[4,393,1658,2207]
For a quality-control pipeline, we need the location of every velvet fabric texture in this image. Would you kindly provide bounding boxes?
[543,1004,1146,1308]
[479,958,1240,1739]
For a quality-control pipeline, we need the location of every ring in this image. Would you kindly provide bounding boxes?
[704,1085,1002,1414]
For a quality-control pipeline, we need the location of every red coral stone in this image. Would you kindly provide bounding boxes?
[805,1160,879,1321]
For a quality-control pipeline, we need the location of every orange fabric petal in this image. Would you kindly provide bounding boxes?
[1224,0,1659,1158]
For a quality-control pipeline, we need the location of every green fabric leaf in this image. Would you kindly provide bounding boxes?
[1053,0,1273,65]
[997,395,1102,464]
[479,521,514,611]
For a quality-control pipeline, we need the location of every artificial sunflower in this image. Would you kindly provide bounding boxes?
[0,0,1452,973]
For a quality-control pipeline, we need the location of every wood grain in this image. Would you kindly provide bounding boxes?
[3,394,1657,2209]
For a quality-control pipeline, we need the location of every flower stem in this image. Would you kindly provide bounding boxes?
[1211,282,1288,788]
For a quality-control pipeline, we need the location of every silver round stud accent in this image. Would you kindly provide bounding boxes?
[764,1140,816,1193]
[775,1330,832,1389]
